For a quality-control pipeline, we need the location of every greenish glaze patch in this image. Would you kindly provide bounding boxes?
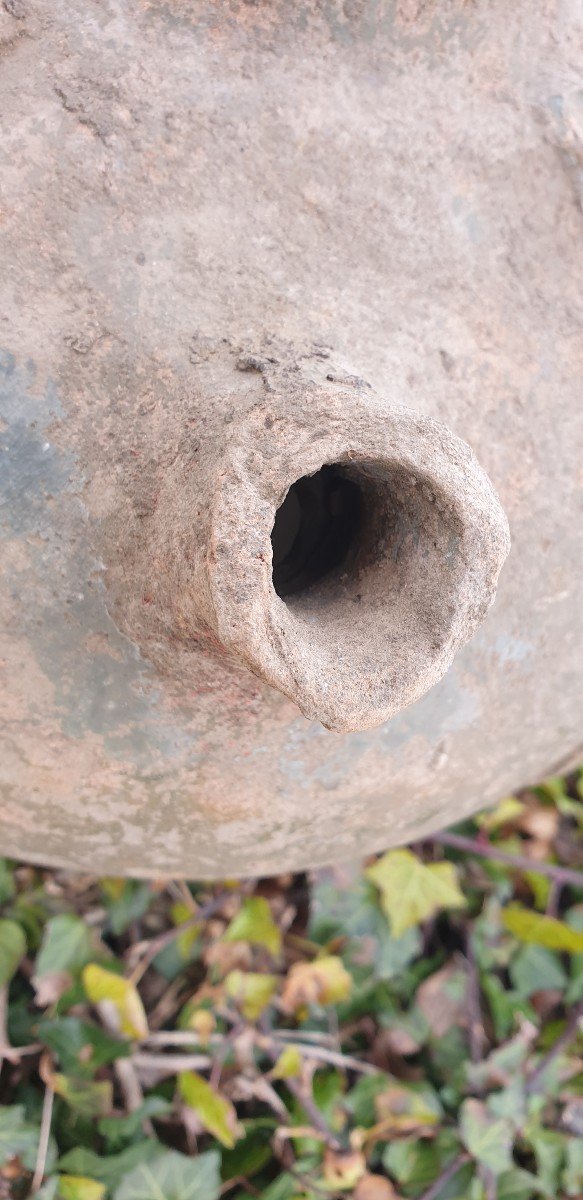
[0,350,197,769]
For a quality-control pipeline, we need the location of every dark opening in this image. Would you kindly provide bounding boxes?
[271,464,363,599]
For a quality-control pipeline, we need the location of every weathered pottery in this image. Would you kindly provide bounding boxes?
[0,0,581,877]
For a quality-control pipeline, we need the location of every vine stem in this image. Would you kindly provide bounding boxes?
[31,1085,54,1195]
[433,831,583,889]
[418,1152,471,1200]
[526,999,583,1095]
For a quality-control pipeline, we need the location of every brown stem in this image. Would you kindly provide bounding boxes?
[419,1153,471,1200]
[433,831,583,889]
[465,931,486,1067]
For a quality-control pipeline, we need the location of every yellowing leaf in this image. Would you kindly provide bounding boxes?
[100,878,126,902]
[477,797,525,832]
[58,1177,106,1200]
[223,897,281,957]
[0,918,26,985]
[366,850,466,937]
[373,1083,441,1136]
[53,1073,113,1117]
[502,905,583,953]
[178,1070,243,1148]
[323,1148,366,1190]
[225,969,278,1020]
[187,1008,216,1045]
[170,902,200,960]
[271,1044,302,1079]
[281,955,352,1014]
[82,964,148,1040]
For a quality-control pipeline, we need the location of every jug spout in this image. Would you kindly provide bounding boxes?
[140,356,510,732]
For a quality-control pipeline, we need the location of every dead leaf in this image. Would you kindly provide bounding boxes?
[32,969,73,1007]
[281,956,352,1014]
[355,1175,401,1200]
[416,962,468,1038]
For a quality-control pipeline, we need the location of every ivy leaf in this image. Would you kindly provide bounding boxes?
[38,1016,131,1077]
[271,1044,302,1079]
[58,1143,162,1186]
[502,905,583,953]
[35,914,94,977]
[366,850,466,937]
[496,1168,549,1199]
[178,1071,243,1148]
[563,1138,583,1196]
[223,897,281,957]
[322,1148,366,1190]
[225,969,278,1019]
[82,965,148,1040]
[113,1150,221,1200]
[53,1072,113,1118]
[58,1177,107,1200]
[0,918,26,985]
[460,1098,513,1175]
[0,1104,57,1172]
[103,882,152,937]
[281,955,352,1014]
[373,1082,442,1136]
[98,1097,171,1152]
[526,1125,566,1193]
[477,797,525,832]
[509,944,567,998]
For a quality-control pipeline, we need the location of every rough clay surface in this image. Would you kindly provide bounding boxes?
[0,0,582,877]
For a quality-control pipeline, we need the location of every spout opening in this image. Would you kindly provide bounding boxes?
[271,464,363,599]
[270,455,464,687]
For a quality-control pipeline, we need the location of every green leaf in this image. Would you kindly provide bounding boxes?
[460,1098,514,1175]
[0,917,26,984]
[497,1170,548,1200]
[223,897,281,957]
[36,914,94,978]
[98,1097,171,1152]
[225,969,278,1019]
[345,1074,390,1127]
[0,1104,57,1172]
[82,964,148,1039]
[221,1118,276,1183]
[58,1177,107,1200]
[178,1071,243,1148]
[563,1137,583,1196]
[502,905,583,953]
[0,859,15,905]
[477,797,525,832]
[113,1149,221,1200]
[382,1131,462,1193]
[510,944,568,998]
[527,1126,566,1193]
[366,849,466,937]
[103,882,152,937]
[58,1143,163,1186]
[38,1017,131,1077]
[53,1072,113,1117]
